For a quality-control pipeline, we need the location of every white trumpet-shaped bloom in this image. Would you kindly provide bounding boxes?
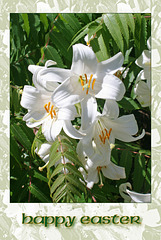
[52,44,126,109]
[77,99,144,189]
[119,182,151,203]
[134,37,151,107]
[78,99,145,169]
[20,84,83,142]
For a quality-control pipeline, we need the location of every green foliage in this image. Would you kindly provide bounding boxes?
[10,13,151,203]
[47,137,87,203]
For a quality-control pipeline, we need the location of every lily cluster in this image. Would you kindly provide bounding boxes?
[21,43,145,191]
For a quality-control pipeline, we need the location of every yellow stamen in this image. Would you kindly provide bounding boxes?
[80,76,84,88]
[88,74,93,88]
[47,102,51,111]
[44,103,48,112]
[99,128,112,144]
[38,161,49,171]
[50,105,54,119]
[92,79,96,89]
[84,74,88,84]
[53,109,57,116]
[44,102,57,120]
[97,167,104,188]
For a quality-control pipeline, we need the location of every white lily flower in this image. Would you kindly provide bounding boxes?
[119,182,151,203]
[79,157,126,189]
[134,70,151,107]
[79,99,145,168]
[76,99,145,189]
[134,37,151,107]
[135,37,151,84]
[52,43,125,110]
[20,85,83,142]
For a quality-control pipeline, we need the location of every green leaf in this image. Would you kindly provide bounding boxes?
[115,14,129,48]
[49,31,72,62]
[103,14,124,52]
[10,134,22,168]
[11,123,33,151]
[66,183,82,198]
[12,88,21,113]
[40,13,49,32]
[48,152,62,169]
[22,13,30,37]
[134,14,142,57]
[33,171,48,183]
[118,97,140,111]
[119,150,133,179]
[70,27,89,47]
[50,174,65,194]
[43,45,65,68]
[88,23,103,39]
[61,14,81,33]
[96,30,110,61]
[133,154,146,192]
[29,184,51,202]
[66,174,86,192]
[65,163,84,181]
[52,184,67,202]
[49,163,65,179]
[125,14,135,35]
[64,151,85,170]
[49,140,59,157]
[75,13,91,24]
[53,188,67,203]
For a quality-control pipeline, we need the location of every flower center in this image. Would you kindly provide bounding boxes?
[44,102,57,119]
[99,128,112,144]
[79,74,96,94]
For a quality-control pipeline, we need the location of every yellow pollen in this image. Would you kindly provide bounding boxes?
[44,102,57,119]
[79,74,96,94]
[92,79,96,89]
[99,128,112,144]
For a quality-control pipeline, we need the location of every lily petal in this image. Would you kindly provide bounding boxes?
[42,118,63,142]
[95,74,125,101]
[102,162,126,180]
[58,105,77,121]
[135,81,151,107]
[102,114,145,142]
[86,169,99,189]
[71,43,98,75]
[102,99,119,119]
[81,96,97,130]
[52,77,82,108]
[126,189,151,203]
[135,50,151,68]
[20,85,51,110]
[97,52,124,78]
[35,68,71,91]
[63,121,85,139]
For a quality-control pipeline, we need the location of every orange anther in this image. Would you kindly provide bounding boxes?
[50,105,54,119]
[84,74,88,84]
[92,79,96,90]
[80,76,84,87]
[53,109,57,116]
[88,74,93,88]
